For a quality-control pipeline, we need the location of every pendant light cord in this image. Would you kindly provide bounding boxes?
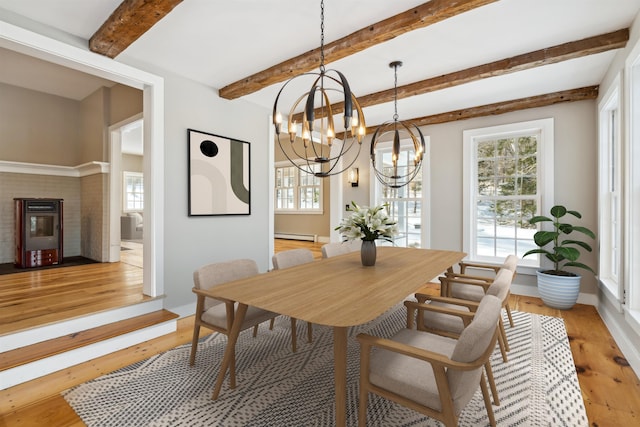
[393,64,399,121]
[320,0,325,73]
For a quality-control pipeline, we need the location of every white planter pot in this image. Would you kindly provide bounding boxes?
[536,270,581,309]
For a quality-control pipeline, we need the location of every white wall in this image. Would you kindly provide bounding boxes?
[152,71,272,310]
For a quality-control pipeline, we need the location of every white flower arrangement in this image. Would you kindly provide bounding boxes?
[336,201,398,242]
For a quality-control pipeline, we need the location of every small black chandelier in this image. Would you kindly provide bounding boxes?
[272,0,366,177]
[370,61,425,188]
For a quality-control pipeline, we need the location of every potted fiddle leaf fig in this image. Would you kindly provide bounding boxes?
[523,205,596,309]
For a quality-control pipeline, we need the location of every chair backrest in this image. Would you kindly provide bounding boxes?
[447,294,502,413]
[486,268,514,303]
[193,259,259,310]
[272,248,314,270]
[502,255,518,273]
[321,240,361,258]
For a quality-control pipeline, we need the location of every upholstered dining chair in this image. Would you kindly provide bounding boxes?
[358,295,502,427]
[444,255,518,328]
[408,268,514,405]
[423,267,514,360]
[321,240,361,258]
[190,259,292,389]
[272,248,315,349]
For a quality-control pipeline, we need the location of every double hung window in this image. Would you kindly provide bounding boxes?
[463,119,554,269]
[275,163,322,213]
[373,138,430,248]
[123,171,144,212]
[598,79,622,300]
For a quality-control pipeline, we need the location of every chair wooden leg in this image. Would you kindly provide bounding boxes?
[269,318,275,330]
[480,372,497,427]
[505,303,515,327]
[485,361,500,405]
[253,324,258,337]
[499,318,510,352]
[307,322,313,343]
[497,332,508,363]
[291,318,297,352]
[189,323,201,366]
[358,348,370,427]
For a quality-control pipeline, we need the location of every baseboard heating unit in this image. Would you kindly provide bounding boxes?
[274,233,317,242]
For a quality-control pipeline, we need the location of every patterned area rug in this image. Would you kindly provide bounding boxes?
[63,306,588,426]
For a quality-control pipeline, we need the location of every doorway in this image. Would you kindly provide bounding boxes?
[109,115,144,267]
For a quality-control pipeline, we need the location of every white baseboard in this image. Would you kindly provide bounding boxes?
[510,283,597,306]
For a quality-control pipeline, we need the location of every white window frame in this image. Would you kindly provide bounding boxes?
[122,171,144,212]
[274,161,323,214]
[625,39,640,329]
[598,74,623,305]
[372,137,431,249]
[463,118,554,274]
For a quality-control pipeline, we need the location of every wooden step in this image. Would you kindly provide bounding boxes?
[0,309,178,372]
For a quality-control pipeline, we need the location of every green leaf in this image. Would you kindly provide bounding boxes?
[529,216,552,224]
[571,226,596,239]
[522,249,551,258]
[564,261,595,274]
[556,246,580,261]
[558,223,573,234]
[550,205,567,218]
[562,239,593,252]
[533,231,557,246]
[546,253,562,263]
[566,210,582,219]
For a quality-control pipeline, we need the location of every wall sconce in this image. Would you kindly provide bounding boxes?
[348,168,359,187]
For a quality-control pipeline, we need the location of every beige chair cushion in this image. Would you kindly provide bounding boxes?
[449,267,514,302]
[370,295,502,415]
[193,259,259,311]
[201,304,278,329]
[321,240,361,258]
[420,301,468,335]
[369,330,458,411]
[503,255,518,272]
[448,295,502,411]
[272,248,314,270]
[486,269,514,302]
[449,282,486,301]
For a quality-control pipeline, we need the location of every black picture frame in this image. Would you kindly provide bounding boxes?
[187,129,251,216]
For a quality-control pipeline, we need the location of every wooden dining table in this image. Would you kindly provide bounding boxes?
[203,246,465,426]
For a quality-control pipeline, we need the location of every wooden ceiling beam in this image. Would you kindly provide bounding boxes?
[218,0,499,100]
[297,29,627,122]
[353,86,599,136]
[89,0,183,58]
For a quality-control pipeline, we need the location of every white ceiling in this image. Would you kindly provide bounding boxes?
[0,0,639,126]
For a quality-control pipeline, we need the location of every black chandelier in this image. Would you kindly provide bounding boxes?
[370,61,425,189]
[272,0,366,177]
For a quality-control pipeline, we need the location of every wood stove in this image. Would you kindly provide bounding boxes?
[14,198,63,268]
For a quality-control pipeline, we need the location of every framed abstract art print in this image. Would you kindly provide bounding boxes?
[187,129,251,216]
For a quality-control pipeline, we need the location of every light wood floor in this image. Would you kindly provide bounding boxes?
[0,243,145,336]
[1,240,639,426]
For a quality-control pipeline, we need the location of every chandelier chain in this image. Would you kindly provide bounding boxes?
[320,0,325,72]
